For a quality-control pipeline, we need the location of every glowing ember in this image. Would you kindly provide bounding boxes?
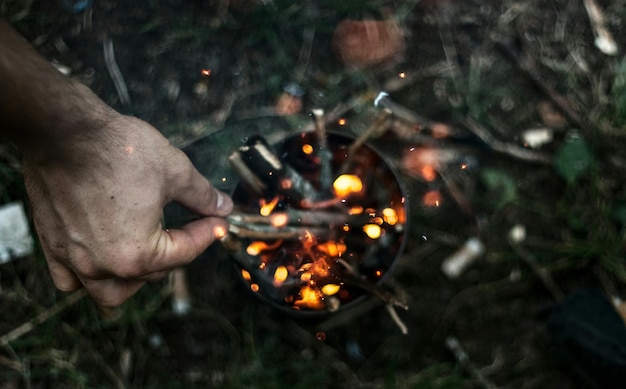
[338,118,347,126]
[363,224,383,239]
[322,284,341,296]
[333,174,363,197]
[273,266,289,284]
[259,197,279,216]
[349,205,364,215]
[302,144,314,155]
[250,283,260,292]
[241,269,251,281]
[317,241,347,257]
[201,69,211,76]
[295,286,325,309]
[269,212,289,227]
[382,208,398,225]
[422,190,442,207]
[246,240,282,256]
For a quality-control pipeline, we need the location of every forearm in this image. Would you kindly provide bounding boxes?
[0,19,117,160]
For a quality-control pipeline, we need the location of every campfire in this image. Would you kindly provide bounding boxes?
[221,111,408,315]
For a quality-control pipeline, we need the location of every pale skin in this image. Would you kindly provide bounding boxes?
[0,19,233,308]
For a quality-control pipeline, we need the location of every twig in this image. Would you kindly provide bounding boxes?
[228,223,329,241]
[445,336,498,389]
[510,242,564,301]
[385,304,408,334]
[103,37,131,106]
[312,109,334,191]
[461,117,552,164]
[170,268,191,315]
[583,0,618,56]
[0,289,87,348]
[337,259,408,310]
[228,152,266,195]
[227,209,354,227]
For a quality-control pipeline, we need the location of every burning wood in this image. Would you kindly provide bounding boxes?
[224,123,407,314]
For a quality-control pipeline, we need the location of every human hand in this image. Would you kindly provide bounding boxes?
[22,114,233,308]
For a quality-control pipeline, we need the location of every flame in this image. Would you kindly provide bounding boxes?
[294,286,325,309]
[213,225,227,239]
[382,208,398,225]
[402,147,438,182]
[349,205,364,215]
[302,144,314,155]
[322,284,340,296]
[317,241,347,257]
[363,224,382,239]
[241,269,251,281]
[273,266,289,285]
[371,216,384,225]
[259,197,279,216]
[333,174,363,198]
[269,212,289,227]
[422,190,442,207]
[246,240,282,256]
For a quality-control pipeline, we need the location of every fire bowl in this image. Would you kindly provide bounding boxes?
[228,131,408,317]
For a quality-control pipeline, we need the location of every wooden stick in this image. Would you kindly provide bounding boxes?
[445,337,498,389]
[337,258,408,310]
[0,289,87,347]
[461,117,552,164]
[228,224,329,241]
[312,108,334,191]
[227,209,361,227]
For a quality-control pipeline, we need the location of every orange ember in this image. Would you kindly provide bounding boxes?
[302,144,314,155]
[363,224,382,239]
[295,286,325,309]
[382,208,398,225]
[317,241,347,257]
[259,196,279,216]
[422,190,442,207]
[333,174,363,197]
[273,266,289,285]
[270,212,289,227]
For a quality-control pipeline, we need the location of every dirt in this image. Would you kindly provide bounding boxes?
[2,0,626,387]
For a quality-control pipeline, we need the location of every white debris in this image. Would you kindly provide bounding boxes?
[441,237,485,278]
[0,202,34,263]
[521,128,553,149]
[508,224,527,244]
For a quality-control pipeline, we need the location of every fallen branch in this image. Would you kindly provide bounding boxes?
[445,336,497,389]
[461,117,552,164]
[337,258,408,310]
[0,289,87,348]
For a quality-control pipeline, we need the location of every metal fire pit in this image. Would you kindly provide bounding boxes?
[226,131,408,317]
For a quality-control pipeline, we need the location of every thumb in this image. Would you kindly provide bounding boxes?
[169,155,233,217]
[150,216,229,272]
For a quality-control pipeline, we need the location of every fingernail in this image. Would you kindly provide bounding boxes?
[216,191,225,209]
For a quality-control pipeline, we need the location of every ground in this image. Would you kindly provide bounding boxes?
[1,0,626,388]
